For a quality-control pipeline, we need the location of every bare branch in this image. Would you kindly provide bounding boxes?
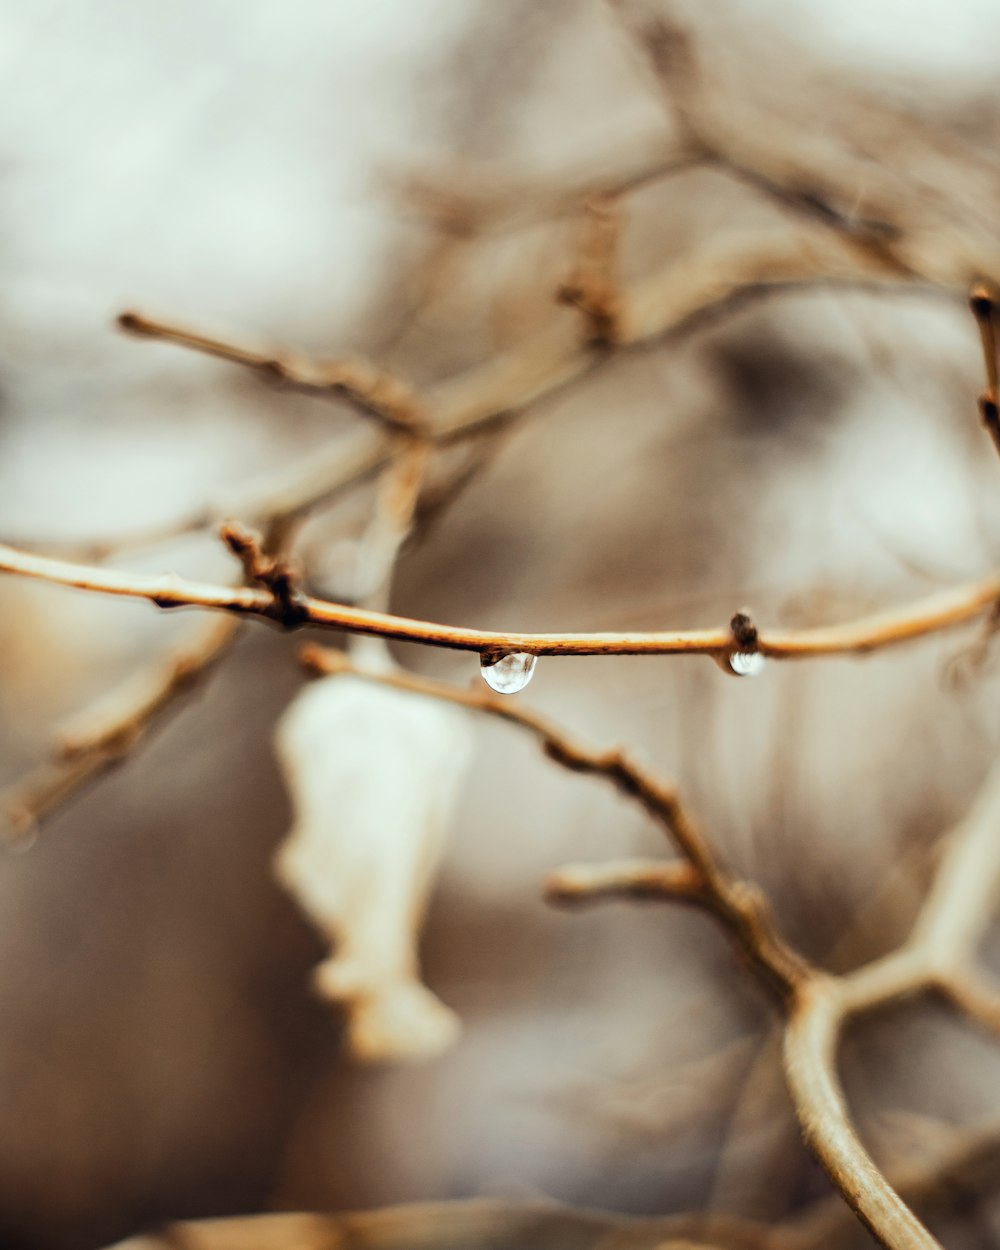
[392,131,705,235]
[298,644,808,1000]
[970,282,1000,457]
[783,980,942,1250]
[0,615,238,848]
[118,311,429,434]
[935,970,1000,1042]
[298,646,1000,1249]
[545,858,707,906]
[0,537,998,665]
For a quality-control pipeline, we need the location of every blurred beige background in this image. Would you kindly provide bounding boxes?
[2,3,1000,1247]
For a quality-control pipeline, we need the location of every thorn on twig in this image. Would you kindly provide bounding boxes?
[730,610,758,650]
[980,394,1000,457]
[221,520,309,628]
[221,520,271,582]
[971,283,1000,459]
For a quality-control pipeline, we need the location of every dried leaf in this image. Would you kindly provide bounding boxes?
[274,672,472,1063]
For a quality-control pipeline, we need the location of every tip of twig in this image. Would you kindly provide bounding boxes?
[117,310,154,336]
[543,870,582,906]
[218,518,258,558]
[970,283,997,323]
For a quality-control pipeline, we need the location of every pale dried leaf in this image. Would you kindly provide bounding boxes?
[274,672,473,1063]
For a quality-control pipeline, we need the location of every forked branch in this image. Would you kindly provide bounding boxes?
[296,646,974,1249]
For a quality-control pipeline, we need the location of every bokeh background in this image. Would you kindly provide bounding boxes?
[2,2,1000,1247]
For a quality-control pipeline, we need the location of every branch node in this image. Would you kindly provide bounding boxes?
[729,610,759,650]
[220,520,308,629]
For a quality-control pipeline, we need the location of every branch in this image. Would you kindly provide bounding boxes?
[774,757,1000,1249]
[545,857,707,906]
[120,230,945,453]
[299,644,808,1000]
[1,539,998,664]
[118,311,429,434]
[606,0,950,283]
[782,981,942,1250]
[392,131,705,235]
[970,282,1000,457]
[5,429,392,564]
[0,614,238,847]
[935,970,1000,1043]
[0,520,298,843]
[91,229,951,577]
[300,649,1000,1249]
[782,1113,1000,1250]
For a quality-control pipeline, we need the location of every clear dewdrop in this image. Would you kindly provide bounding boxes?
[728,650,765,678]
[480,651,538,694]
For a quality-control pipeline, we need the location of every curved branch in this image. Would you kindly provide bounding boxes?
[783,981,942,1250]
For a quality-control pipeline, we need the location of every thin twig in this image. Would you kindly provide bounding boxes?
[298,644,808,999]
[84,232,952,579]
[970,282,1000,456]
[118,311,429,434]
[545,858,707,906]
[0,615,239,847]
[0,519,298,844]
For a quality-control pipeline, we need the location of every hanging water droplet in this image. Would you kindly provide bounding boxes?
[728,650,765,678]
[480,650,537,694]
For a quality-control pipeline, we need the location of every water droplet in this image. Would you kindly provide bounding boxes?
[480,651,537,694]
[728,650,765,678]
